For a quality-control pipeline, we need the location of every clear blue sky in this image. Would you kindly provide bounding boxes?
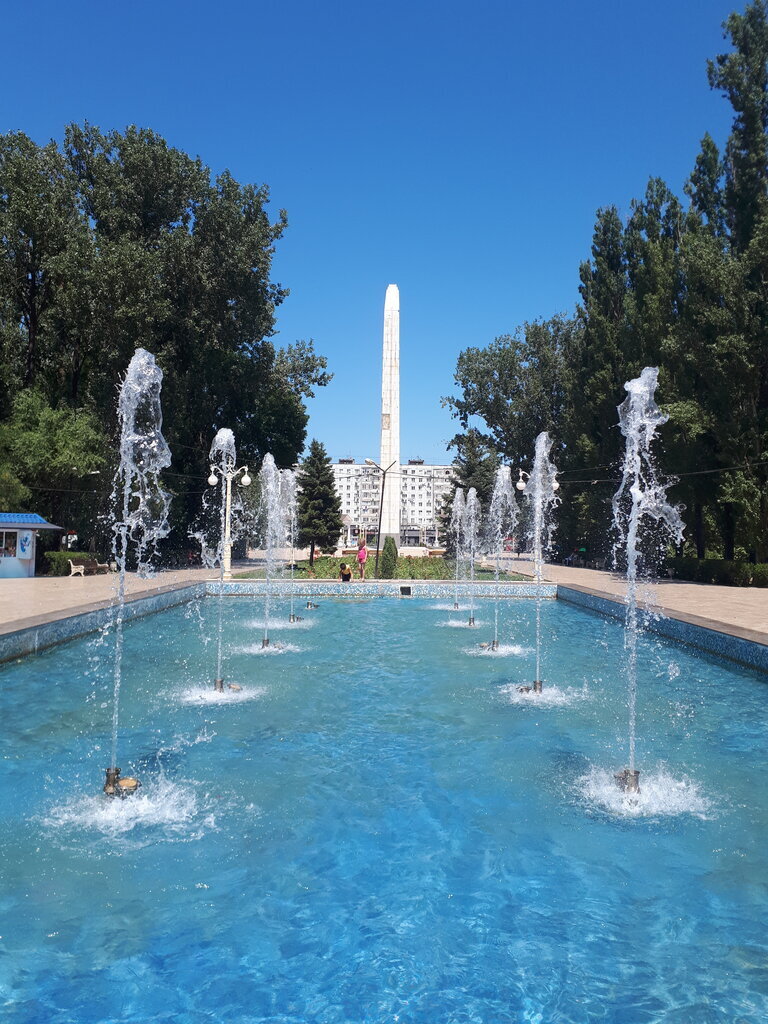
[2,0,736,463]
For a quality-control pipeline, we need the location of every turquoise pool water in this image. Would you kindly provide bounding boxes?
[1,596,767,1023]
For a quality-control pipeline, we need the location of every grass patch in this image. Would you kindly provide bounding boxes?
[234,555,527,582]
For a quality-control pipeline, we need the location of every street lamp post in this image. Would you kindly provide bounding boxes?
[365,458,396,578]
[207,459,252,580]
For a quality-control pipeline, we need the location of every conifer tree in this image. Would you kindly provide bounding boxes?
[380,536,398,579]
[296,439,343,566]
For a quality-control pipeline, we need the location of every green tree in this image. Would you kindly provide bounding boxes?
[296,440,343,566]
[0,391,107,550]
[708,1,768,254]
[0,123,333,546]
[379,536,398,579]
[443,315,575,468]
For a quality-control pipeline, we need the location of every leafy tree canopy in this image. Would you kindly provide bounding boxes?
[0,123,332,550]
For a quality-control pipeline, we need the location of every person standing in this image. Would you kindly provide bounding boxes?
[357,539,368,580]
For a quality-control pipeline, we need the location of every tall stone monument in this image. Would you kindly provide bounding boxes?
[379,283,401,545]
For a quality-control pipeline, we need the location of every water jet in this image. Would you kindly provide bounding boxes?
[611,367,684,792]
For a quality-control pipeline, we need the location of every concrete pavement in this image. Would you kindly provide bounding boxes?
[513,559,768,648]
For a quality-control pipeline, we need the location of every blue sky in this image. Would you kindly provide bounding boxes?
[2,0,736,463]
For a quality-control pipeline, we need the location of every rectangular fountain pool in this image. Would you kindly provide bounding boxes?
[1,595,767,1023]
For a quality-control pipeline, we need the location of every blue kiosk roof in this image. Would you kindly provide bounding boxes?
[0,513,62,530]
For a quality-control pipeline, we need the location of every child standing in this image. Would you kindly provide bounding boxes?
[357,540,368,580]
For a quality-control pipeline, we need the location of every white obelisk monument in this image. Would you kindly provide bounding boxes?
[379,283,400,546]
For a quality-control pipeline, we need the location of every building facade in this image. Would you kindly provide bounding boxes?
[330,459,455,548]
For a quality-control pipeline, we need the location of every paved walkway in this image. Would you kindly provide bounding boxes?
[0,561,765,648]
[0,568,213,636]
[513,559,768,647]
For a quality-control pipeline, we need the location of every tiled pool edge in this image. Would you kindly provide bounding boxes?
[557,584,768,674]
[0,584,202,663]
[203,581,557,599]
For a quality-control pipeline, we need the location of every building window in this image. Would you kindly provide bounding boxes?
[1,531,18,557]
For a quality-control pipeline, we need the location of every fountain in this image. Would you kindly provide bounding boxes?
[104,348,172,796]
[486,466,517,650]
[449,488,465,610]
[611,367,684,794]
[257,453,287,648]
[516,432,559,692]
[206,429,251,690]
[280,468,302,623]
[464,488,481,627]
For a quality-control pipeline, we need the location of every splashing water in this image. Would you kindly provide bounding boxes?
[281,468,299,621]
[209,428,237,685]
[109,349,171,775]
[449,488,465,609]
[258,454,288,647]
[521,432,560,688]
[579,766,710,819]
[488,465,518,648]
[464,488,481,626]
[500,682,590,706]
[612,367,684,776]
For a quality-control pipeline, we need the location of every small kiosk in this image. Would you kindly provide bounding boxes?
[0,513,62,579]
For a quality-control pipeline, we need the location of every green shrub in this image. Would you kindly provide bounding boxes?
[751,564,768,587]
[379,537,398,579]
[44,551,94,576]
[728,562,753,587]
[693,559,715,583]
[710,559,731,585]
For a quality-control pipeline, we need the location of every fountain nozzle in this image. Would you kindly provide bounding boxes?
[214,677,224,692]
[491,639,499,651]
[614,768,640,794]
[533,679,543,693]
[468,615,475,627]
[262,638,270,648]
[104,766,120,796]
[104,766,141,798]
[289,613,303,623]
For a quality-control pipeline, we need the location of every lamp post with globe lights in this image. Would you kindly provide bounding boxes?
[207,460,251,580]
[365,457,396,577]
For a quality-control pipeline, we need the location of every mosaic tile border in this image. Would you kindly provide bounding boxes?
[203,580,557,600]
[557,585,768,674]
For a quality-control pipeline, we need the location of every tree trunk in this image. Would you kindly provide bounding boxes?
[309,539,315,567]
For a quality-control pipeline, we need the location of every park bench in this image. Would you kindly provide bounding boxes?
[68,559,111,577]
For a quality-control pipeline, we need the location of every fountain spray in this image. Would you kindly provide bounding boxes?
[258,454,286,647]
[105,349,171,797]
[464,488,481,627]
[207,429,251,689]
[612,368,684,794]
[517,432,559,693]
[281,469,302,623]
[450,489,466,610]
[487,466,517,650]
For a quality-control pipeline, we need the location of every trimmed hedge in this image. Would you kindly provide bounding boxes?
[44,551,97,576]
[666,556,767,587]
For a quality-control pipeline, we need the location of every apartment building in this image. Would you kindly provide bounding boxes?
[330,459,456,548]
